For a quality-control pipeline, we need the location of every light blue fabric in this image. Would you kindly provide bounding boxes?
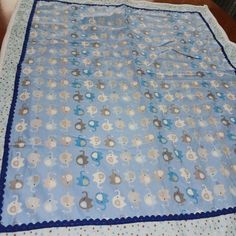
[1,0,236,227]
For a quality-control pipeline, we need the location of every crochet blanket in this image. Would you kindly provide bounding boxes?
[0,0,236,234]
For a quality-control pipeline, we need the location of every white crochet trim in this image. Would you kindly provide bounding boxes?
[199,5,236,66]
[3,213,236,236]
[0,0,33,166]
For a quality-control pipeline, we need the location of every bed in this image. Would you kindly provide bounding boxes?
[0,0,236,235]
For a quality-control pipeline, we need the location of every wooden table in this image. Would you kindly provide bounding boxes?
[0,0,235,49]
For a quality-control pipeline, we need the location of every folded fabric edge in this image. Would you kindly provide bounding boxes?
[0,0,33,169]
[1,212,236,235]
[200,4,236,66]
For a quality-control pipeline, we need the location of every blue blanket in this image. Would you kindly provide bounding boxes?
[0,0,236,232]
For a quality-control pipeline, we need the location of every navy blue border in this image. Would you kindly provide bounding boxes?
[0,0,236,233]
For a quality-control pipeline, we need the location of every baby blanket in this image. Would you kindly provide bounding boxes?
[0,0,236,235]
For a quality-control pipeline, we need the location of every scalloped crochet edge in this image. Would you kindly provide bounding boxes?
[1,207,236,232]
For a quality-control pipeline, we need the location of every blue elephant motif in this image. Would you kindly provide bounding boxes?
[157,132,168,144]
[70,41,79,47]
[227,131,236,141]
[168,167,179,182]
[95,192,109,210]
[83,69,92,76]
[77,171,90,186]
[148,102,158,113]
[213,105,223,113]
[134,58,142,65]
[230,117,236,124]
[201,81,210,88]
[186,187,199,204]
[154,91,163,101]
[216,92,225,100]
[88,120,99,131]
[69,57,79,66]
[75,136,87,147]
[81,50,89,55]
[71,80,81,89]
[162,118,173,130]
[85,92,95,101]
[74,105,85,116]
[141,79,149,87]
[174,148,183,162]
[146,69,155,77]
[91,151,103,166]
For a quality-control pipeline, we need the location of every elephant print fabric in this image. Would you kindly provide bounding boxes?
[0,0,236,230]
